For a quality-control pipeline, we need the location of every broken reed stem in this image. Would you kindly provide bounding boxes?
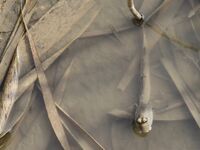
[144,0,171,24]
[146,23,200,51]
[53,59,105,149]
[56,104,105,150]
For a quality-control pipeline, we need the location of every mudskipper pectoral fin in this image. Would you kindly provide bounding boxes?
[108,109,132,120]
[154,106,192,121]
[108,105,135,120]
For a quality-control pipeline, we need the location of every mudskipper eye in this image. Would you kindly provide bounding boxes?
[137,117,148,124]
[137,117,142,123]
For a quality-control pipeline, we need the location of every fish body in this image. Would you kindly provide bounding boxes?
[133,27,153,135]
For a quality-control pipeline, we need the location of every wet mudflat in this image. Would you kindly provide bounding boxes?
[0,0,200,149]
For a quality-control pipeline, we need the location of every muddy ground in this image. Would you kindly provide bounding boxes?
[0,0,200,149]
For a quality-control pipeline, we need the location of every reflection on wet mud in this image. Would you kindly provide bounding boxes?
[0,0,199,149]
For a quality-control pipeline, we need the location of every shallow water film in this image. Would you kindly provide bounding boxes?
[0,0,200,149]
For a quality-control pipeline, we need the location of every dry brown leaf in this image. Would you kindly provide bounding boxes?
[21,9,71,150]
[16,0,101,101]
[0,0,37,86]
[4,1,101,148]
[0,52,18,134]
[0,0,17,29]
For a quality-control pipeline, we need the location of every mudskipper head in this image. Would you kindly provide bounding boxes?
[133,104,153,136]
